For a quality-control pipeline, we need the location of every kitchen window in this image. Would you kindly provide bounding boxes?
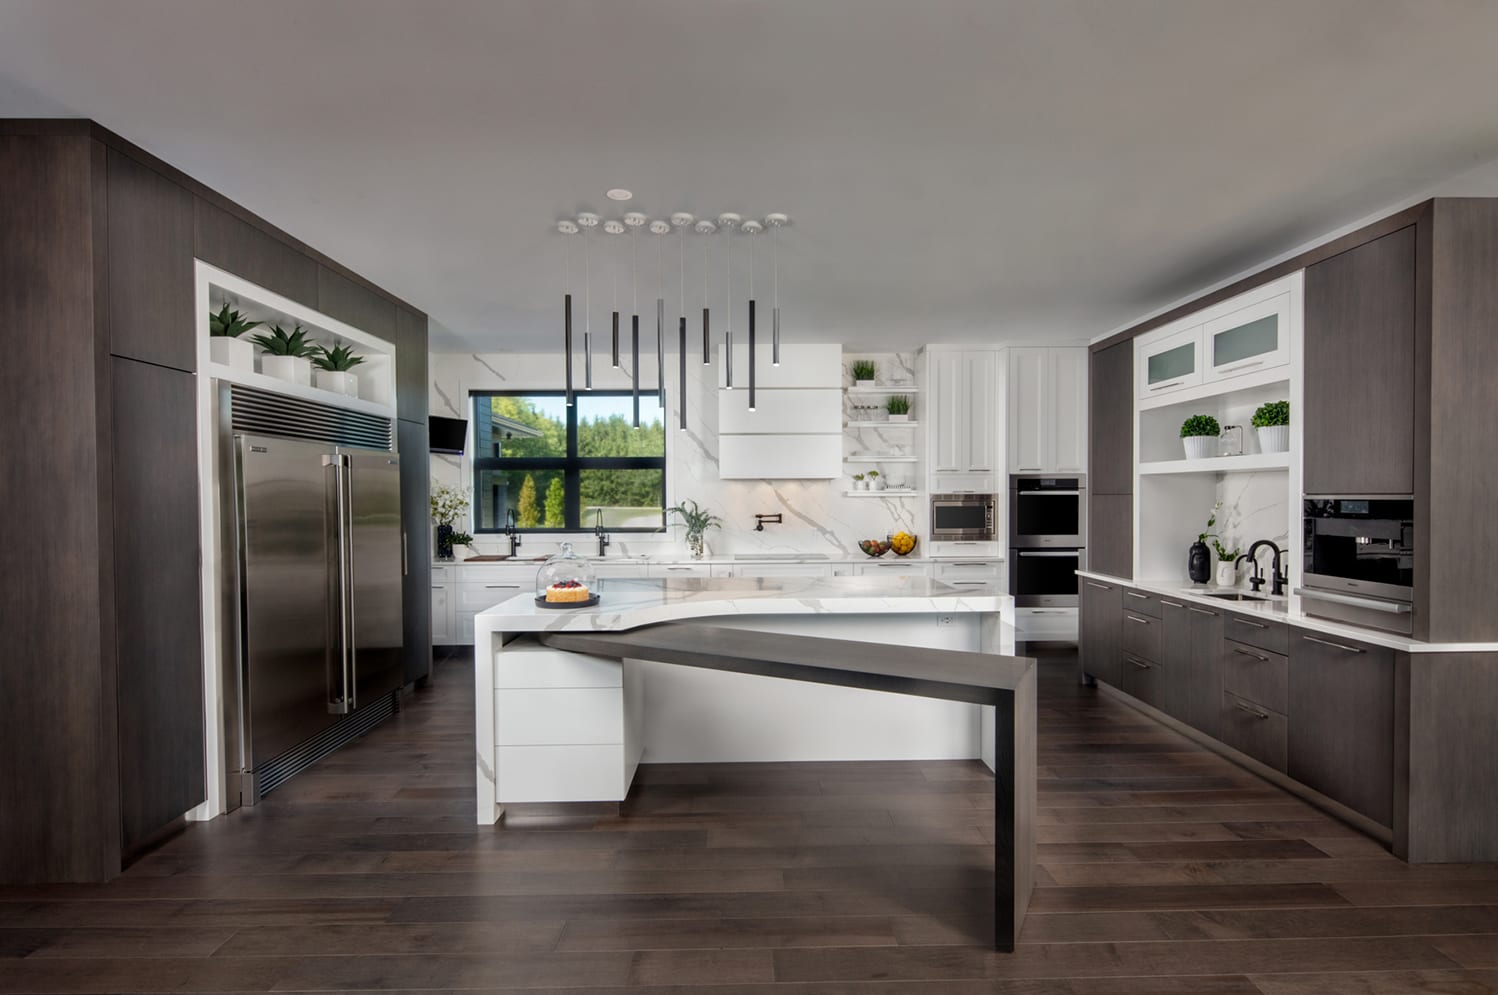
[471,391,666,532]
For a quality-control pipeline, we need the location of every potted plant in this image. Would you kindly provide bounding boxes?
[449,530,475,561]
[886,394,911,422]
[1210,536,1241,587]
[430,482,470,561]
[1179,413,1221,461]
[251,323,318,386]
[312,342,366,398]
[852,472,867,491]
[667,498,723,560]
[208,304,262,372]
[868,469,885,491]
[851,359,877,388]
[1252,400,1290,454]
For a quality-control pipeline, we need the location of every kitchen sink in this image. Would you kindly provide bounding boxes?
[1201,592,1270,602]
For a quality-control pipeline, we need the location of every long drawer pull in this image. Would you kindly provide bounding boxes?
[1232,617,1268,630]
[1233,701,1270,720]
[947,561,996,567]
[1085,581,1113,591]
[484,584,522,589]
[1125,591,1150,600]
[1302,634,1366,654]
[1187,606,1218,616]
[1295,587,1411,614]
[1125,614,1152,625]
[1159,599,1184,608]
[1128,658,1153,670]
[1232,646,1270,663]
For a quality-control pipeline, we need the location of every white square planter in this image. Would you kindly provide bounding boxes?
[260,354,312,387]
[314,369,361,398]
[887,413,910,423]
[210,336,255,373]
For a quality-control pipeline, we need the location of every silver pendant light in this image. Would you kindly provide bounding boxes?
[557,220,578,406]
[766,213,788,367]
[672,213,693,431]
[741,218,762,411]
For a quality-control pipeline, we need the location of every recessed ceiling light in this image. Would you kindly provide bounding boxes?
[606,188,633,201]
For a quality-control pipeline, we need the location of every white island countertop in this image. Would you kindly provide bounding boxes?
[479,575,1010,633]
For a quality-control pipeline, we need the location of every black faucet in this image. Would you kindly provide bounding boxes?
[1242,539,1287,596]
[504,507,522,558]
[595,508,611,558]
[754,513,783,532]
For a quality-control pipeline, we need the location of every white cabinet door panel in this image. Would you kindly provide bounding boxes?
[717,342,842,388]
[966,351,998,472]
[648,563,713,578]
[719,434,841,478]
[1008,347,1046,473]
[495,745,627,802]
[932,351,967,473]
[495,688,624,746]
[1051,348,1088,473]
[1136,324,1203,400]
[719,388,840,434]
[1203,291,1291,381]
[493,645,622,689]
[459,581,527,612]
[431,584,452,644]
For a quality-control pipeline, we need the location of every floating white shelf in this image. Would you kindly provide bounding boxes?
[845,386,920,394]
[846,420,920,428]
[844,456,918,463]
[842,489,922,498]
[207,362,397,419]
[1138,452,1291,476]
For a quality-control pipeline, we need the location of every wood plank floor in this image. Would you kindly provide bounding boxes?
[4,649,1498,993]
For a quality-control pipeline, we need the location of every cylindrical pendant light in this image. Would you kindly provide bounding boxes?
[626,212,645,427]
[766,214,787,367]
[651,220,669,405]
[719,214,739,389]
[558,220,578,406]
[605,219,625,367]
[673,214,692,432]
[742,219,762,412]
[695,219,715,365]
[578,213,598,389]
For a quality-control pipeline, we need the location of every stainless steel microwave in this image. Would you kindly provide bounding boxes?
[930,493,996,541]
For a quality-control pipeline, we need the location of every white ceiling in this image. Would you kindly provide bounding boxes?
[5,0,1498,353]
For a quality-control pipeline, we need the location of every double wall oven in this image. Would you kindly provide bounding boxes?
[1009,475,1086,607]
[1299,497,1414,634]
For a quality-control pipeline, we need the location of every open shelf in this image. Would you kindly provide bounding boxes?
[845,386,920,394]
[207,362,397,419]
[846,420,919,428]
[1138,452,1291,476]
[842,489,921,498]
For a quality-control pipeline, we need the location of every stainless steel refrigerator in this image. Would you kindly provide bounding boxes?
[224,433,404,806]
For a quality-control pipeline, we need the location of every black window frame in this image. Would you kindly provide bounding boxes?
[470,389,667,533]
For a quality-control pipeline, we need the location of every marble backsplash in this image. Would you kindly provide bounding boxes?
[1214,471,1294,580]
[428,347,927,559]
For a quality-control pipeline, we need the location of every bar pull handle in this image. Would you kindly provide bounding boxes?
[1125,591,1150,600]
[1302,634,1367,654]
[1128,658,1152,670]
[1125,614,1151,625]
[1232,617,1267,629]
[1233,701,1270,720]
[1187,605,1217,616]
[1159,599,1184,608]
[1232,646,1269,663]
[1085,580,1112,591]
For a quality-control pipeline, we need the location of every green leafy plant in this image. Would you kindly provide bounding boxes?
[312,342,366,372]
[449,530,474,549]
[1180,414,1221,438]
[430,482,469,527]
[886,394,911,415]
[1197,501,1239,561]
[867,470,879,479]
[1252,400,1290,428]
[666,498,724,536]
[1210,537,1239,563]
[852,473,866,482]
[250,323,318,358]
[851,359,877,381]
[209,304,262,339]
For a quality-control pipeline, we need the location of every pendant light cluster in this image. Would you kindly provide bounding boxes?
[556,209,790,431]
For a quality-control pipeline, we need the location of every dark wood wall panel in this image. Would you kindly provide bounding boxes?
[318,263,397,339]
[1088,494,1132,577]
[1088,342,1133,496]
[1403,651,1498,861]
[110,357,205,852]
[396,306,429,423]
[0,134,116,882]
[194,199,318,307]
[398,419,433,685]
[105,148,195,371]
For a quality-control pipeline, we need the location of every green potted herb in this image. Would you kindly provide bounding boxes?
[1179,413,1221,461]
[208,304,262,372]
[850,359,877,388]
[448,530,475,561]
[851,472,867,491]
[868,469,884,491]
[667,498,724,560]
[1252,400,1290,454]
[312,343,366,398]
[250,323,319,386]
[886,394,911,422]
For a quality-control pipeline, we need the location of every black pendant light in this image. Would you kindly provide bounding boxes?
[651,219,669,405]
[766,213,787,367]
[719,213,739,389]
[742,219,762,412]
[558,220,578,406]
[626,212,645,428]
[673,214,692,431]
[577,213,598,389]
[605,218,625,367]
[695,218,716,365]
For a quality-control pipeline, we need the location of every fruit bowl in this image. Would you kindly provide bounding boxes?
[888,532,919,557]
[858,539,890,558]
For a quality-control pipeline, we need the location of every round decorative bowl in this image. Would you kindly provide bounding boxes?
[888,533,919,557]
[858,539,890,558]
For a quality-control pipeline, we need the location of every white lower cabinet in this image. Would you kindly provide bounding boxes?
[1015,607,1078,642]
[853,560,932,578]
[648,563,713,578]
[431,582,452,644]
[721,563,833,579]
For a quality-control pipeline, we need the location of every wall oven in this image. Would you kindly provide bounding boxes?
[1009,475,1086,547]
[1010,548,1085,607]
[930,492,996,541]
[1299,497,1414,634]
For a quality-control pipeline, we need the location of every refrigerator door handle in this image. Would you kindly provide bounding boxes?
[325,454,355,714]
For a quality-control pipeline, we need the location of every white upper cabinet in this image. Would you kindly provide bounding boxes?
[1136,324,1203,400]
[1202,291,1291,382]
[716,343,841,479]
[930,348,999,482]
[1008,347,1087,474]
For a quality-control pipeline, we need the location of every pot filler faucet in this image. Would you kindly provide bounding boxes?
[754,513,783,532]
[1237,539,1288,596]
[595,508,612,557]
[504,507,522,558]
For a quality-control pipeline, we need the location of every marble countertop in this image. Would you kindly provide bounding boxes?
[1077,570,1498,654]
[477,575,1011,633]
[437,553,998,567]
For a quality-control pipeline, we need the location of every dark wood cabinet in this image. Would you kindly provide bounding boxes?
[1288,627,1395,826]
[1157,599,1191,722]
[1119,656,1161,707]
[110,358,204,851]
[1303,226,1416,496]
[105,149,194,371]
[398,419,432,685]
[1087,494,1132,577]
[317,264,397,340]
[1080,578,1123,687]
[194,198,319,307]
[1088,341,1133,495]
[1220,690,1288,772]
[1185,605,1224,739]
[395,306,429,423]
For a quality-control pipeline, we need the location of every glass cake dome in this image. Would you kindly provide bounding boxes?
[535,542,597,600]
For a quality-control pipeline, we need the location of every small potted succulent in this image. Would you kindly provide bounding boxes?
[312,342,366,398]
[886,394,911,422]
[1179,413,1221,461]
[851,359,877,388]
[208,304,261,372]
[1252,400,1290,454]
[868,469,885,491]
[251,323,319,386]
[852,472,867,491]
[667,498,723,560]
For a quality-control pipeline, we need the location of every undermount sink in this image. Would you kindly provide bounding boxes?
[730,553,830,561]
[1201,592,1270,602]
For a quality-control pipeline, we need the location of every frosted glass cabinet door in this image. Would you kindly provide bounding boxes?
[1204,292,1290,382]
[1136,324,1203,400]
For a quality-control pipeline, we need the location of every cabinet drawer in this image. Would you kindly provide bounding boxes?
[495,744,628,803]
[1120,610,1161,662]
[935,560,1004,580]
[1122,587,1160,618]
[1220,691,1287,772]
[1120,655,1162,708]
[494,645,622,689]
[1016,607,1078,641]
[460,564,537,584]
[495,688,624,746]
[854,561,930,577]
[1221,639,1288,715]
[1223,612,1288,655]
[649,563,713,578]
[430,564,455,583]
[459,581,527,611]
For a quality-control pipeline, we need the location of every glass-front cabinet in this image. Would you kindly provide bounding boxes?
[1203,291,1290,382]
[1136,324,1203,399]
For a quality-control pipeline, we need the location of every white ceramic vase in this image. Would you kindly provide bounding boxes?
[1183,435,1218,460]
[1256,425,1289,454]
[261,354,312,387]
[872,478,886,491]
[210,336,255,373]
[315,369,361,397]
[1216,560,1237,588]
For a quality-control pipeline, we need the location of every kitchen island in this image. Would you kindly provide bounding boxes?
[472,574,1035,950]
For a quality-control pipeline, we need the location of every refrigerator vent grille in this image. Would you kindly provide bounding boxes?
[229,385,393,450]
[253,690,400,799]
